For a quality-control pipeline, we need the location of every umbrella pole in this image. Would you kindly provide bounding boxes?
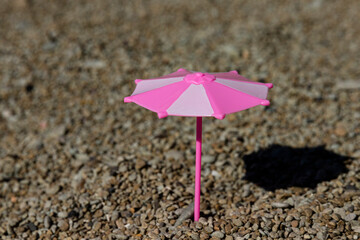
[194,116,202,221]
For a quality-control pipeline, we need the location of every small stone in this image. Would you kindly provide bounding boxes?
[271,202,290,208]
[333,208,346,219]
[317,185,328,193]
[111,211,119,221]
[304,208,314,217]
[93,209,103,218]
[202,155,215,164]
[211,231,225,239]
[316,231,326,240]
[291,220,299,228]
[148,231,158,239]
[344,213,356,221]
[116,219,125,230]
[323,208,333,215]
[200,232,210,240]
[195,222,203,229]
[232,219,243,226]
[44,216,53,229]
[67,210,79,218]
[92,221,102,231]
[128,173,136,181]
[58,211,67,218]
[332,213,341,221]
[204,226,213,234]
[174,203,194,227]
[75,153,89,162]
[164,150,183,161]
[225,224,232,234]
[120,210,132,218]
[269,232,278,238]
[304,234,311,239]
[334,125,347,137]
[58,220,69,231]
[27,222,37,232]
[135,159,146,170]
[46,185,60,195]
[345,204,355,212]
[225,236,233,240]
[82,60,106,69]
[242,185,251,198]
[191,233,200,240]
[336,79,360,89]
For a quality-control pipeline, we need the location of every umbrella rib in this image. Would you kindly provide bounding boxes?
[215,77,273,88]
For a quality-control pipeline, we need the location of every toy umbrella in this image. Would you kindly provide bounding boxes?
[124,69,273,221]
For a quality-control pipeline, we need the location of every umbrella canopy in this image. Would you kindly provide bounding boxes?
[124,69,272,119]
[124,69,273,221]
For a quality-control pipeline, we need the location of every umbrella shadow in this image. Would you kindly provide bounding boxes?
[242,144,351,191]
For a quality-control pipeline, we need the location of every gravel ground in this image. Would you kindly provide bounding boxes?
[1,0,360,239]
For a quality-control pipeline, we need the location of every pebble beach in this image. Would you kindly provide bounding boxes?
[0,0,359,239]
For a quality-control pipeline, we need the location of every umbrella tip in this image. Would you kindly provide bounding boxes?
[265,83,273,88]
[229,70,238,74]
[157,111,168,119]
[124,97,132,103]
[260,100,270,106]
[177,68,187,72]
[213,114,225,120]
[135,79,142,84]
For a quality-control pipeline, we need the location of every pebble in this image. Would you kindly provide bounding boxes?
[334,208,346,219]
[316,231,327,240]
[334,125,347,137]
[211,231,225,239]
[174,203,194,227]
[191,233,200,240]
[46,185,60,195]
[232,219,243,227]
[291,220,299,228]
[93,221,102,231]
[135,159,146,170]
[271,202,290,208]
[82,60,106,69]
[58,211,68,218]
[164,150,183,161]
[111,211,120,221]
[205,226,214,234]
[27,222,37,232]
[58,220,69,231]
[75,153,89,163]
[93,209,103,218]
[344,213,357,221]
[44,216,53,229]
[202,155,216,164]
[304,208,314,218]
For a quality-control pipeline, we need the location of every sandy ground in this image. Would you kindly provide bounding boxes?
[0,0,360,239]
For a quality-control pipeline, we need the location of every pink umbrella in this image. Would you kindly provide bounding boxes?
[124,69,273,221]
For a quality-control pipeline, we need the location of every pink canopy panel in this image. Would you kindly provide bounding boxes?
[124,69,273,119]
